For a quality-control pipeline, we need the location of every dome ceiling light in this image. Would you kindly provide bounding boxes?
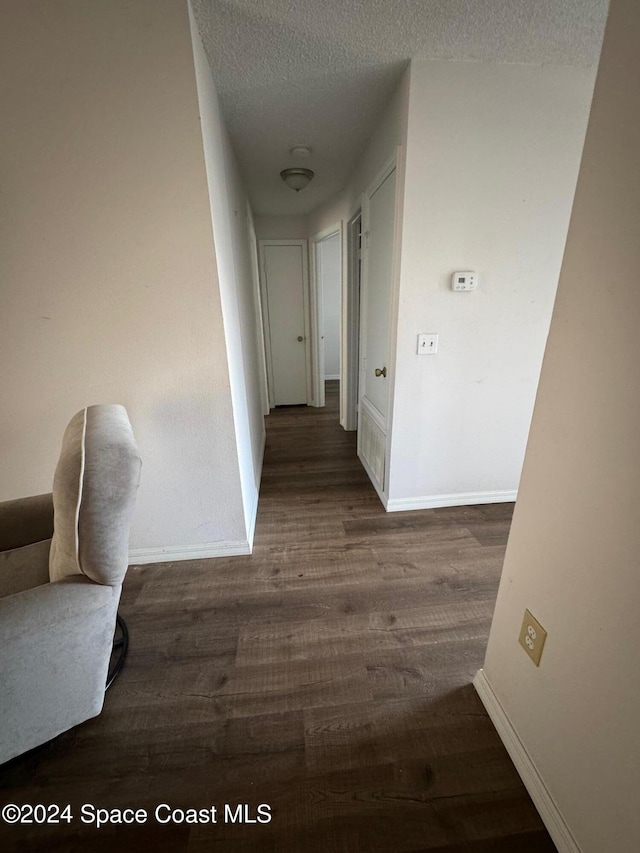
[280,167,315,192]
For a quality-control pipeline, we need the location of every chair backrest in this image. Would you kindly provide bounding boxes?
[49,405,141,586]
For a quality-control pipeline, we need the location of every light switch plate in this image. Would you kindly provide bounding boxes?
[417,333,438,354]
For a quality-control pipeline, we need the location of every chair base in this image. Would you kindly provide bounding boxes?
[106,614,129,691]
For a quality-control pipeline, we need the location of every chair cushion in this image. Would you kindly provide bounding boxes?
[0,539,51,598]
[49,405,141,587]
[49,409,86,583]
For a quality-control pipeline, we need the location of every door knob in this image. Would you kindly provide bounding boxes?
[375,367,387,378]
[297,336,304,342]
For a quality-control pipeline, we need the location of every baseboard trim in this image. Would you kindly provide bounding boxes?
[244,429,266,553]
[245,488,259,553]
[324,374,340,381]
[473,669,581,853]
[129,540,251,566]
[386,490,517,512]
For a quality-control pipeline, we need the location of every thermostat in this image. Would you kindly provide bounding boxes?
[452,271,478,291]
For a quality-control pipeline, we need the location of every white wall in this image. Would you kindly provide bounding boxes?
[308,66,411,238]
[254,215,308,240]
[0,0,251,560]
[318,234,342,379]
[189,4,267,545]
[480,1,640,849]
[387,60,596,509]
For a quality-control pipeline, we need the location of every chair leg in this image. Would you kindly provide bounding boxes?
[106,614,129,691]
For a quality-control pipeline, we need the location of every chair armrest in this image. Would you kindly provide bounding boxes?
[0,493,54,552]
[0,575,116,635]
[0,577,122,764]
[0,538,51,598]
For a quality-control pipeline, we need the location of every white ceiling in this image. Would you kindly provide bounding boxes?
[191,0,609,217]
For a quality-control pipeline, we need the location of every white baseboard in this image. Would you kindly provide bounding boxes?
[245,430,265,552]
[473,669,581,853]
[129,539,251,566]
[324,374,340,381]
[245,487,259,554]
[386,489,517,512]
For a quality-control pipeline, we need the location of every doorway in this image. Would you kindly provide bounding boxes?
[310,224,342,411]
[258,239,311,407]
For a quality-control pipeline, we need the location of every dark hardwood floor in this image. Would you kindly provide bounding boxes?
[0,382,555,852]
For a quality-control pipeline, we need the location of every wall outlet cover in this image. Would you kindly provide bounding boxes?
[518,609,547,667]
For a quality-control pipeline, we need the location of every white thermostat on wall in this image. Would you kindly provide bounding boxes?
[451,271,478,291]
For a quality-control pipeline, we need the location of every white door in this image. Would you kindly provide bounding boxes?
[260,240,310,406]
[310,227,342,409]
[357,165,398,492]
[318,233,342,382]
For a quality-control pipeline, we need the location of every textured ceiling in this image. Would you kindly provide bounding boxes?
[191,0,609,216]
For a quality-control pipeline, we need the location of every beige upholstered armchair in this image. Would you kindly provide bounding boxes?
[0,405,141,764]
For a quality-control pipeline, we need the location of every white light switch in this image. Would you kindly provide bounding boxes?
[417,333,438,355]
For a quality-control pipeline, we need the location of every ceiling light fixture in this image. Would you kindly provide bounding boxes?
[280,167,314,192]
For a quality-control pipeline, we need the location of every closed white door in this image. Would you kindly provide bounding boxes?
[357,165,398,492]
[362,168,396,419]
[260,240,310,406]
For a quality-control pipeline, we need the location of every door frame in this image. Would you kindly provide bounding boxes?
[344,209,362,431]
[309,222,343,409]
[247,205,270,417]
[258,238,311,409]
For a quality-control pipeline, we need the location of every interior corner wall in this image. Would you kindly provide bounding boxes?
[344,65,411,215]
[189,3,267,545]
[387,59,596,509]
[306,192,347,241]
[307,65,412,241]
[0,0,248,560]
[481,1,640,848]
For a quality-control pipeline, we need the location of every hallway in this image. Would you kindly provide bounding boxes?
[0,383,554,852]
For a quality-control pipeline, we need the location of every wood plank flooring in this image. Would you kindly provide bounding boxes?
[0,382,555,852]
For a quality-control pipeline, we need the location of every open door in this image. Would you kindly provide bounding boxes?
[310,224,342,409]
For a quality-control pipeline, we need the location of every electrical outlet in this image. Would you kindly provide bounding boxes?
[518,609,547,667]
